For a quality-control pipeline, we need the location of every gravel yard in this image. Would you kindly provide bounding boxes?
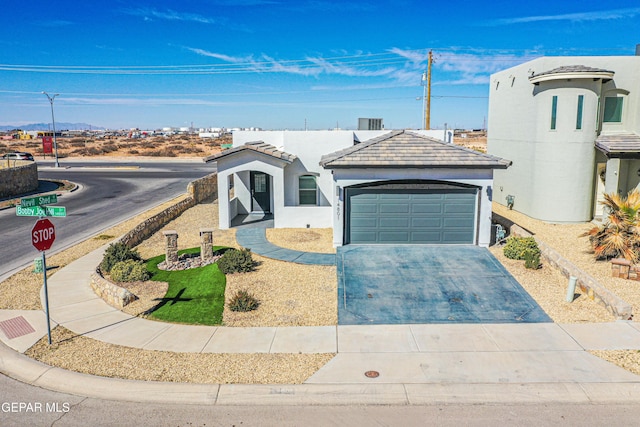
[7,194,640,382]
[18,199,338,383]
[493,202,640,319]
[26,327,334,384]
[493,202,640,374]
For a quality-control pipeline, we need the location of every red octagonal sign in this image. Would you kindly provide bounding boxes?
[32,218,55,252]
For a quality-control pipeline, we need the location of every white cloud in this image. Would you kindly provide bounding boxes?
[184,46,535,86]
[488,7,640,25]
[123,7,218,24]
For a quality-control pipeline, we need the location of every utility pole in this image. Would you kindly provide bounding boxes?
[426,50,433,130]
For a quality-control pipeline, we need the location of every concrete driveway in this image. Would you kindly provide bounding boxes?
[337,245,551,325]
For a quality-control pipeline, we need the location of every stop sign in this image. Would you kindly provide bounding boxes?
[32,218,56,252]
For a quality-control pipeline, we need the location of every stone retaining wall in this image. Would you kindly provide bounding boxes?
[90,271,138,308]
[119,196,197,248]
[493,213,633,320]
[0,161,38,198]
[187,173,218,203]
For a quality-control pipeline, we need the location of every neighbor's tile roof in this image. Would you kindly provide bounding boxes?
[319,130,511,169]
[531,65,615,78]
[203,141,297,163]
[596,133,640,157]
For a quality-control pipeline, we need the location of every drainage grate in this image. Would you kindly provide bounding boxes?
[0,316,36,340]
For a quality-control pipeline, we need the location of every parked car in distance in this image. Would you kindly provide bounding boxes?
[2,152,35,161]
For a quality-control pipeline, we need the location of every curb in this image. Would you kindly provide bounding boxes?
[3,340,640,405]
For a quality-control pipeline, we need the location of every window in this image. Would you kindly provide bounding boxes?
[603,96,623,123]
[550,96,558,130]
[299,175,317,205]
[576,95,584,130]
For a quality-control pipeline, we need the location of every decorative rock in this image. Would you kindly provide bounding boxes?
[157,252,222,271]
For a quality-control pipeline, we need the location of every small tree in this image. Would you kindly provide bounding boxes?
[582,189,640,262]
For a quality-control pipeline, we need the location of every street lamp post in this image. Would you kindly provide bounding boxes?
[42,91,60,168]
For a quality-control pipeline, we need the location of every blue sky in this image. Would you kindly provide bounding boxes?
[1,1,639,131]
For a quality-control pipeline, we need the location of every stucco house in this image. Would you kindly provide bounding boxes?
[205,129,511,247]
[488,51,640,222]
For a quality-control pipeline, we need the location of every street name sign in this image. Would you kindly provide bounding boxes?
[16,205,67,217]
[20,194,58,207]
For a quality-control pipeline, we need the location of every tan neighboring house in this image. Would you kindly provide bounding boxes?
[488,50,640,222]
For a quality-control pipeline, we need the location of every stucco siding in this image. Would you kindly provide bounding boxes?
[489,56,640,223]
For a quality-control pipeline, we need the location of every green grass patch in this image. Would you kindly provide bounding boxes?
[146,247,227,325]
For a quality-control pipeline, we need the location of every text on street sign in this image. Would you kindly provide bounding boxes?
[20,194,58,207]
[16,205,67,217]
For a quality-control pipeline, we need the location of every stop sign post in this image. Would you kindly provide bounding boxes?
[32,218,56,251]
[32,218,55,344]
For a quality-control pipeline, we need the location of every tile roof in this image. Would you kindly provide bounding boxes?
[319,130,511,169]
[203,141,297,164]
[531,65,615,78]
[595,133,640,158]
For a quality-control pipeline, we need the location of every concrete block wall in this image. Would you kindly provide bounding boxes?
[0,161,38,198]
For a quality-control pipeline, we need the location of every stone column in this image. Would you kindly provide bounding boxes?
[200,228,214,261]
[163,230,178,263]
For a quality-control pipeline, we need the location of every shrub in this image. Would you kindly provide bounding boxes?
[503,236,540,260]
[523,249,541,269]
[217,248,255,274]
[228,289,260,312]
[109,259,150,282]
[582,190,640,262]
[100,242,142,273]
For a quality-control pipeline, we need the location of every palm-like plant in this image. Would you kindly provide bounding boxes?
[582,189,640,262]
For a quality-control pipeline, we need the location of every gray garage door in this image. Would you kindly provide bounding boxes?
[346,188,477,244]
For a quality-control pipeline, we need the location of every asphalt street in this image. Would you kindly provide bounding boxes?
[0,160,214,282]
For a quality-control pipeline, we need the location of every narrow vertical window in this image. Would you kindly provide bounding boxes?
[299,175,317,205]
[576,95,584,130]
[550,96,558,130]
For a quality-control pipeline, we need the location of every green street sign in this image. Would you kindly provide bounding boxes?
[16,205,67,217]
[20,194,58,207]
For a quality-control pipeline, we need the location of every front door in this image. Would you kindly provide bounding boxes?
[250,171,271,213]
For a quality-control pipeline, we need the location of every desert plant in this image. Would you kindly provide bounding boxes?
[523,249,541,269]
[217,248,255,274]
[503,236,540,260]
[109,259,150,282]
[100,242,142,273]
[582,189,640,262]
[228,289,260,312]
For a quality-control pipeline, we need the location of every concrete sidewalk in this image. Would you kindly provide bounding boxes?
[3,244,640,404]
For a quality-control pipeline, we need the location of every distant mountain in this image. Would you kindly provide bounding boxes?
[0,123,104,131]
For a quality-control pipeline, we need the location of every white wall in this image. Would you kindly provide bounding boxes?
[215,151,288,229]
